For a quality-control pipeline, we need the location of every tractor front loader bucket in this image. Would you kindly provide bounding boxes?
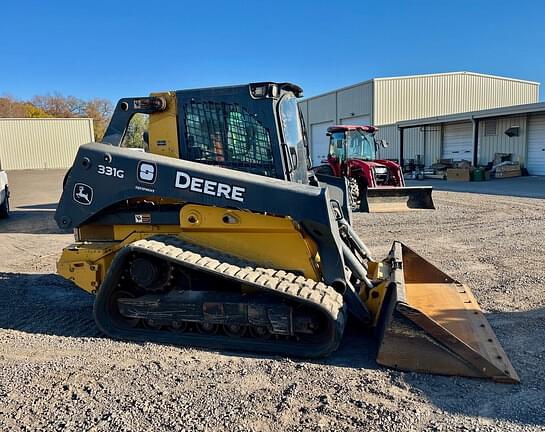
[361,186,435,213]
[375,243,519,383]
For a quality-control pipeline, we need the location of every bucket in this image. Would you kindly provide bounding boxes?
[375,242,519,383]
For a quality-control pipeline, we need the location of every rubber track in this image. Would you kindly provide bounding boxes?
[94,235,347,358]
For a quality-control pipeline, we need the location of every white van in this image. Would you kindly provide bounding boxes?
[0,170,9,218]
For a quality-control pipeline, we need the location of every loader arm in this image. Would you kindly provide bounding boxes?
[102,96,168,146]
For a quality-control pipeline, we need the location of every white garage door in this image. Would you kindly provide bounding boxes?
[528,114,545,175]
[442,122,473,162]
[340,115,371,126]
[310,121,334,166]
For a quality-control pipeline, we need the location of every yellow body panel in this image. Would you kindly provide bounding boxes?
[178,205,320,280]
[57,205,321,294]
[148,92,179,158]
[57,245,112,293]
[58,226,181,294]
[362,261,390,325]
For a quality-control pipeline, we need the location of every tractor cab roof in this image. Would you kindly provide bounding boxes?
[327,125,378,134]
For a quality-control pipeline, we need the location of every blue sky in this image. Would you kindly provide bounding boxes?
[1,0,544,102]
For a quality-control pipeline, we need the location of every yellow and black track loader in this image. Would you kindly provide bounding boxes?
[55,82,518,383]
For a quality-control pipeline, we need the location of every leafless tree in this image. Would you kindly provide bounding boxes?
[1,92,113,140]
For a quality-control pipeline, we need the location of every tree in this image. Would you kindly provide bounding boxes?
[0,95,50,118]
[30,93,113,141]
[1,92,114,140]
[0,95,29,117]
[31,93,85,117]
[23,103,51,118]
[84,98,113,141]
[122,114,149,149]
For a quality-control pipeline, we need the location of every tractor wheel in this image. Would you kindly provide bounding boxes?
[348,178,360,210]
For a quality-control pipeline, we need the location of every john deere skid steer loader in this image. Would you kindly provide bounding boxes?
[55,82,518,382]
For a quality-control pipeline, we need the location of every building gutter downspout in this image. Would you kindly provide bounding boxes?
[398,125,404,169]
[471,116,479,166]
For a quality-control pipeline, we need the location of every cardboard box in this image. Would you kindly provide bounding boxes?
[496,163,520,172]
[493,153,511,166]
[495,168,521,178]
[456,160,472,169]
[447,168,471,181]
[495,163,521,178]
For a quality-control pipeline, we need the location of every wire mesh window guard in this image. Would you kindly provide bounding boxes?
[184,101,276,177]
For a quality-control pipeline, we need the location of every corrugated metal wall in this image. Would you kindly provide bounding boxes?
[375,124,399,160]
[374,72,539,125]
[423,125,442,166]
[307,93,337,124]
[337,82,373,123]
[299,100,309,129]
[300,72,538,166]
[300,81,374,126]
[477,115,527,166]
[403,127,425,163]
[375,124,442,165]
[0,118,94,170]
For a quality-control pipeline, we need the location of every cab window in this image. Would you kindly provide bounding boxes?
[329,132,345,159]
[184,101,276,177]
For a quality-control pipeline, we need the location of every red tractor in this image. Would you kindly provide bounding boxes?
[313,125,434,212]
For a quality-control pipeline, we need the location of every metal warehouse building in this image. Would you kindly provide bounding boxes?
[397,102,545,175]
[0,118,94,170]
[298,72,539,166]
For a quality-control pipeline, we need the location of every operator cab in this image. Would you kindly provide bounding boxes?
[178,82,310,184]
[104,82,312,184]
[327,125,379,162]
[319,125,392,187]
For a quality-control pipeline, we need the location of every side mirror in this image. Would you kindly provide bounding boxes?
[378,139,388,148]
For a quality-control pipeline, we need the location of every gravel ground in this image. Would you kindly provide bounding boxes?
[1,171,544,431]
